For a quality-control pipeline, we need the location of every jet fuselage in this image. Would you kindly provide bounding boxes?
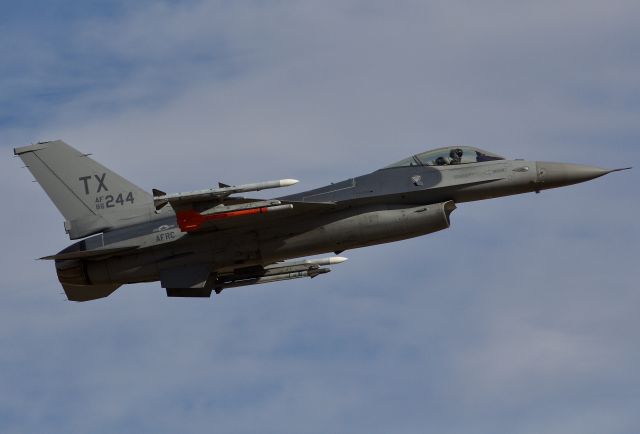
[15,141,625,301]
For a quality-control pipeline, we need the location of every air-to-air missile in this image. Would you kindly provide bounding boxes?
[215,256,348,292]
[152,178,299,209]
[14,140,630,301]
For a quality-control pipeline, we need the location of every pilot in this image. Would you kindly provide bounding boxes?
[435,156,447,166]
[449,148,463,165]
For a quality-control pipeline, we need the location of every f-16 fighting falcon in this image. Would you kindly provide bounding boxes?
[14,140,630,301]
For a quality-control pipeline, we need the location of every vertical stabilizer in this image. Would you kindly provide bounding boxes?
[15,140,153,239]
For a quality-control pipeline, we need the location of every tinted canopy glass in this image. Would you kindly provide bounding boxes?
[384,146,504,168]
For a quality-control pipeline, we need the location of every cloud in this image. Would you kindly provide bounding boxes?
[2,1,639,433]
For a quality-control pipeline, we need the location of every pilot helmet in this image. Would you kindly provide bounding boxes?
[450,148,463,159]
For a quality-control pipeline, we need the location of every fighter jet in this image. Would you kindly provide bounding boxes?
[14,141,629,301]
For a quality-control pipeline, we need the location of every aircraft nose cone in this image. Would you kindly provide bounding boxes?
[536,162,616,188]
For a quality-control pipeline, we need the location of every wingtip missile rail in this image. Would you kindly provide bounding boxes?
[153,178,300,210]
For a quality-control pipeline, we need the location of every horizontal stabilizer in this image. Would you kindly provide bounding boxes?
[62,283,121,302]
[40,246,138,261]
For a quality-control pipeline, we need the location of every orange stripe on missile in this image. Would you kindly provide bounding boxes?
[176,207,273,232]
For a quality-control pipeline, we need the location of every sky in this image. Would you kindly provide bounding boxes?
[1,1,639,433]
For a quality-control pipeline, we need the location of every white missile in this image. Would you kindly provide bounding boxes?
[273,179,299,188]
[317,256,348,265]
[265,256,348,269]
[153,178,300,210]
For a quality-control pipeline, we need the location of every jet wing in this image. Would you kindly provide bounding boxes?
[153,179,336,233]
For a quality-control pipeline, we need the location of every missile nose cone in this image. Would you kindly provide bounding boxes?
[279,179,299,187]
[536,162,628,189]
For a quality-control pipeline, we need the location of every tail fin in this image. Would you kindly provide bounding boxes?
[15,140,153,239]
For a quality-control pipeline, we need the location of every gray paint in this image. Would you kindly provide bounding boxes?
[14,141,628,301]
[14,140,154,239]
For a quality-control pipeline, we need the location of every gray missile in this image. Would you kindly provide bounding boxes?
[216,268,331,291]
[220,256,347,281]
[215,256,347,292]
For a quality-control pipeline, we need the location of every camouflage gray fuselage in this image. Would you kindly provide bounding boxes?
[17,141,623,301]
[59,160,535,288]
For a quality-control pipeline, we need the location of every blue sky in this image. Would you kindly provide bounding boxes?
[2,1,639,433]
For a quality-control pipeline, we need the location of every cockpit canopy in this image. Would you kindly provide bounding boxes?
[383,146,505,169]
